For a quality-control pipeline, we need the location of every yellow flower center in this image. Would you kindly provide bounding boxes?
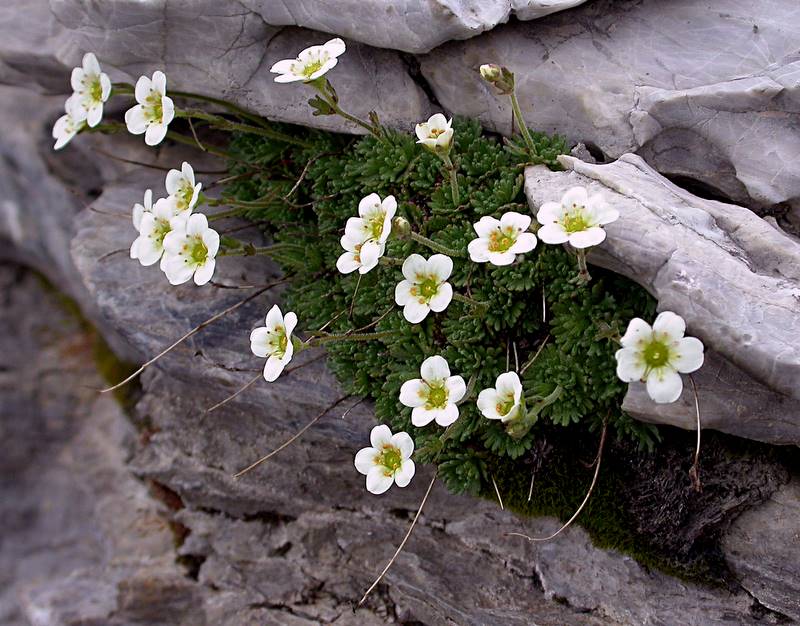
[145,92,163,122]
[377,445,402,475]
[560,207,591,233]
[643,339,671,369]
[429,128,444,138]
[418,276,439,300]
[488,229,516,252]
[426,385,448,409]
[302,58,325,78]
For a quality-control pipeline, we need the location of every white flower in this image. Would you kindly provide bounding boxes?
[69,52,111,127]
[415,113,453,153]
[270,38,346,83]
[615,311,705,404]
[467,212,537,266]
[52,96,85,150]
[161,213,220,286]
[477,372,524,423]
[336,231,384,275]
[130,195,181,267]
[131,189,153,232]
[166,161,202,212]
[250,304,298,382]
[354,425,415,495]
[536,186,619,249]
[399,356,466,427]
[394,253,453,324]
[124,71,175,146]
[344,193,397,247]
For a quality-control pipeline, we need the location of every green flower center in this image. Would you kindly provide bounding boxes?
[188,238,208,265]
[302,58,325,78]
[488,229,516,252]
[89,77,103,103]
[496,397,516,417]
[177,185,194,211]
[418,277,439,299]
[145,92,163,122]
[151,219,171,246]
[643,339,671,368]
[426,385,448,409]
[561,209,590,233]
[367,212,385,239]
[377,445,402,474]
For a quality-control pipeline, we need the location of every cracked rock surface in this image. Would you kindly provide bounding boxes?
[525,154,800,446]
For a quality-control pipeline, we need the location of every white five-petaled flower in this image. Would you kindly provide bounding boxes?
[336,231,384,275]
[161,213,219,286]
[400,356,466,427]
[130,193,182,267]
[354,425,415,495]
[477,372,525,423]
[125,71,175,146]
[337,193,397,274]
[270,38,346,83]
[69,52,111,128]
[166,162,202,212]
[52,96,86,150]
[536,186,619,249]
[250,304,298,382]
[615,311,704,404]
[415,113,453,153]
[467,212,537,266]
[394,253,453,323]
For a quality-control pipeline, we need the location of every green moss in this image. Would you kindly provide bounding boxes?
[33,272,140,411]
[222,120,752,577]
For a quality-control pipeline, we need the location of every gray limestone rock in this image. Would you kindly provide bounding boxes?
[524,154,800,445]
[48,0,432,133]
[421,0,800,214]
[723,477,800,622]
[242,0,589,53]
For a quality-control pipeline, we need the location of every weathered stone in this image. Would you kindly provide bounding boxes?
[524,154,800,444]
[421,0,800,214]
[62,170,790,624]
[723,477,800,622]
[243,0,589,53]
[48,0,432,133]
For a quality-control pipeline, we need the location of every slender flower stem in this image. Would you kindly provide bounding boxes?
[218,243,303,257]
[408,231,463,257]
[311,82,383,139]
[575,248,591,283]
[452,292,488,310]
[440,153,461,206]
[378,256,404,266]
[509,89,538,157]
[310,330,397,346]
[165,130,238,161]
[170,90,271,128]
[206,207,250,221]
[176,109,313,147]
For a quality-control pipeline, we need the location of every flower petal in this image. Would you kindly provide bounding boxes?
[394,280,415,306]
[354,447,377,475]
[561,186,589,210]
[615,348,646,382]
[403,300,430,323]
[420,355,450,383]
[653,311,686,342]
[151,70,167,95]
[124,105,147,134]
[401,254,427,282]
[145,123,168,146]
[646,368,683,404]
[620,318,652,348]
[392,432,414,458]
[495,371,522,399]
[499,211,531,232]
[337,252,359,274]
[445,375,466,404]
[411,405,437,427]
[427,254,453,281]
[366,467,393,494]
[250,327,270,357]
[467,238,491,263]
[193,259,215,285]
[510,232,537,254]
[537,223,569,245]
[263,354,288,382]
[428,282,452,312]
[370,424,393,449]
[673,337,704,373]
[265,304,283,329]
[283,312,298,337]
[324,37,346,58]
[358,192,381,218]
[477,388,501,419]
[568,226,606,249]
[134,75,151,103]
[400,379,427,408]
[394,459,415,488]
[536,201,563,225]
[435,403,459,427]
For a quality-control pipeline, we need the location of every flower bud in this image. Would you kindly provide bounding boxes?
[392,216,412,239]
[480,64,502,82]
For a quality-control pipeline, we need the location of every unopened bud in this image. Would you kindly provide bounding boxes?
[392,216,411,239]
[480,64,502,82]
